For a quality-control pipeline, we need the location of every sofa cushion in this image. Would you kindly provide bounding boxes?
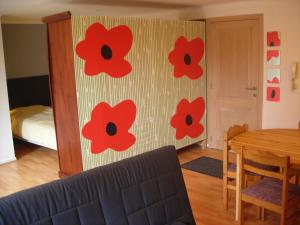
[172,222,187,225]
[0,145,195,225]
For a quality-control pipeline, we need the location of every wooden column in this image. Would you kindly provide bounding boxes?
[43,12,83,177]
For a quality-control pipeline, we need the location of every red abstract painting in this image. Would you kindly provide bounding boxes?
[267,31,280,47]
[267,87,280,102]
[267,69,280,84]
[267,50,280,65]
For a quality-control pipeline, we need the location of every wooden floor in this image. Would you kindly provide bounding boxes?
[0,142,299,225]
[0,140,59,197]
[178,145,290,225]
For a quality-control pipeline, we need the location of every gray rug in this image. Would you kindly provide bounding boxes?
[181,156,223,179]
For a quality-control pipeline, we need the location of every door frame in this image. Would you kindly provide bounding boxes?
[205,14,264,148]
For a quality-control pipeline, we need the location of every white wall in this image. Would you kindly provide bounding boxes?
[0,17,15,164]
[179,0,300,129]
[1,24,48,79]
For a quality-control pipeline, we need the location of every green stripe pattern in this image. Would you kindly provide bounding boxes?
[71,16,207,170]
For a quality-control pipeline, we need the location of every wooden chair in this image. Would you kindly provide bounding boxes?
[239,147,300,225]
[223,124,248,209]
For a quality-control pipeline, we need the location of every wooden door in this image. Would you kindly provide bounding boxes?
[206,15,263,149]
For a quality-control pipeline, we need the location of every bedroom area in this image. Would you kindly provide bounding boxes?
[1,23,58,161]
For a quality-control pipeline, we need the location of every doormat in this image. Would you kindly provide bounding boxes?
[181,156,223,179]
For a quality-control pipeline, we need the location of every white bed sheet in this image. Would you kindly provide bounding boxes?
[10,105,57,150]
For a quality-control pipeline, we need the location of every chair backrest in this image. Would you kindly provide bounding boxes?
[241,147,289,180]
[223,124,248,172]
[224,124,248,150]
[241,147,290,207]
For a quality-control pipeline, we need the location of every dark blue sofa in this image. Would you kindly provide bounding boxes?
[0,146,196,225]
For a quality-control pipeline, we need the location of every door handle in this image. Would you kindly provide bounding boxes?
[245,86,257,91]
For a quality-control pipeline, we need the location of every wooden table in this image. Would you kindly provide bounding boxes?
[230,129,300,221]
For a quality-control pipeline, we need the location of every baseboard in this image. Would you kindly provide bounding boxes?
[199,139,208,149]
[0,156,16,165]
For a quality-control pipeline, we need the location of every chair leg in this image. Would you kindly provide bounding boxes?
[261,208,265,221]
[255,206,265,220]
[256,206,260,219]
[244,178,248,189]
[239,201,244,225]
[280,209,286,225]
[223,186,228,209]
[223,177,228,210]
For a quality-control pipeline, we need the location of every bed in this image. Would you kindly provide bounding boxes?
[7,75,57,150]
[10,105,57,150]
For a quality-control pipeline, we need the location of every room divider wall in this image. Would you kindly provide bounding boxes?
[43,12,207,176]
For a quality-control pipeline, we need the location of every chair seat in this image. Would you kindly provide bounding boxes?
[228,163,256,176]
[228,163,236,172]
[242,178,300,205]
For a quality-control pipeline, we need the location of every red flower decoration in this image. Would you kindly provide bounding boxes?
[82,100,136,154]
[267,32,280,47]
[170,97,205,140]
[168,36,204,80]
[76,23,133,78]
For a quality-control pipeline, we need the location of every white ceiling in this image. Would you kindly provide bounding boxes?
[0,0,255,23]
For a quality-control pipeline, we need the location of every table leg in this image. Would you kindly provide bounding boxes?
[235,153,241,221]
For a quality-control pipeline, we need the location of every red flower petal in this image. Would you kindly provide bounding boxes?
[188,97,206,122]
[187,123,204,138]
[108,133,136,151]
[184,64,203,80]
[111,100,137,130]
[85,23,107,43]
[175,125,189,140]
[174,37,190,53]
[171,97,205,140]
[107,25,133,57]
[75,23,133,77]
[97,59,132,78]
[90,135,108,154]
[168,37,188,70]
[188,38,205,62]
[82,100,137,154]
[90,102,111,120]
[168,36,205,80]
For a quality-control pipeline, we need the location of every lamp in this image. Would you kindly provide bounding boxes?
[292,62,300,91]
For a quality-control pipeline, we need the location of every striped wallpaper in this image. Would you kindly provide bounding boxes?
[71,16,206,170]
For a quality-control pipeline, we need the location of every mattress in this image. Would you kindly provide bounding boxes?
[10,105,57,150]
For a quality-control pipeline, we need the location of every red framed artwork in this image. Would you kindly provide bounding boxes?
[267,31,280,47]
[267,87,280,102]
